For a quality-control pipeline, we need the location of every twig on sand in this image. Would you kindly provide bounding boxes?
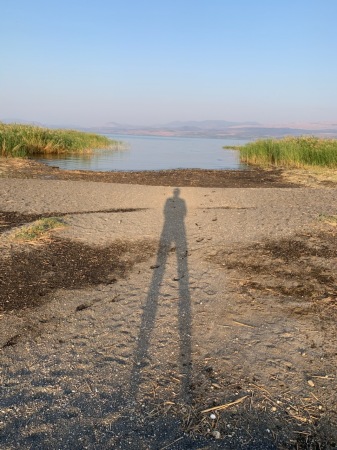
[201,395,249,414]
[231,320,255,328]
[159,436,184,450]
[311,375,335,380]
[250,383,272,396]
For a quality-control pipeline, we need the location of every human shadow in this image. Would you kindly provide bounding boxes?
[130,188,192,402]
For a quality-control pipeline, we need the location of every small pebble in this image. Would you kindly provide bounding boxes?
[210,413,216,420]
[212,430,221,439]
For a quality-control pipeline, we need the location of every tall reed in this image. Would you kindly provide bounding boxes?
[0,123,116,157]
[239,136,337,168]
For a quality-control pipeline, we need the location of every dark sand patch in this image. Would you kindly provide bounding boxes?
[0,157,298,188]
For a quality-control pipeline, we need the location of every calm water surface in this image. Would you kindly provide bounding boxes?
[36,135,250,171]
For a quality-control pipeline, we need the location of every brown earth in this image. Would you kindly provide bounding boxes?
[1,157,337,188]
[0,158,337,449]
[0,157,299,188]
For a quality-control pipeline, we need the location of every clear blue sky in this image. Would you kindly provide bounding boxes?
[1,0,337,126]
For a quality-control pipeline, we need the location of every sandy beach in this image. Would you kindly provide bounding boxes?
[1,161,337,448]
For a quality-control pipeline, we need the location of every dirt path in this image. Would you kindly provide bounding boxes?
[1,172,337,448]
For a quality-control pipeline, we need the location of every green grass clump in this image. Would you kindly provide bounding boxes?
[14,217,66,241]
[319,214,337,225]
[0,123,117,157]
[238,136,337,168]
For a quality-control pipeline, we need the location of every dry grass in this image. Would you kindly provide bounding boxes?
[281,166,337,187]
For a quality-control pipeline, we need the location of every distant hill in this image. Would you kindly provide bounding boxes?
[2,118,337,139]
[103,122,136,130]
[1,118,45,127]
[90,120,337,139]
[160,120,260,130]
[0,119,82,129]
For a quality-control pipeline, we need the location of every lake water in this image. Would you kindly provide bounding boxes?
[35,134,250,171]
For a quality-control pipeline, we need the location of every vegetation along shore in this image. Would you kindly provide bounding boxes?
[229,136,337,168]
[0,123,118,157]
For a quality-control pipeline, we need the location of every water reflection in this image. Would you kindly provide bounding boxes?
[37,146,128,170]
[34,135,249,171]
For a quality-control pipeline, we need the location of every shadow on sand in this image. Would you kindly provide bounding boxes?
[130,188,192,402]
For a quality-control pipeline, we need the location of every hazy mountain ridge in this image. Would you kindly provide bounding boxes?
[1,118,46,127]
[2,118,337,139]
[92,120,337,138]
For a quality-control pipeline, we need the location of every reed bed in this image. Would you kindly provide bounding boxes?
[238,136,337,168]
[0,123,116,157]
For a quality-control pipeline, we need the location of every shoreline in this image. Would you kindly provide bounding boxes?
[0,157,301,188]
[1,156,337,188]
